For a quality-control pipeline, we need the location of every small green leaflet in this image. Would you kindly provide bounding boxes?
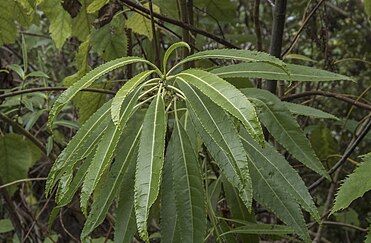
[178,80,253,209]
[211,63,353,82]
[168,106,206,242]
[283,102,339,120]
[332,152,371,213]
[177,69,264,145]
[80,88,141,215]
[48,56,155,129]
[242,88,329,179]
[111,70,155,125]
[134,92,166,242]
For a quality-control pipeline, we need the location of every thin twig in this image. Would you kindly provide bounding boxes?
[0,178,47,189]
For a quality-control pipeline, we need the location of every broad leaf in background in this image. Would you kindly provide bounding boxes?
[72,0,94,41]
[310,126,338,161]
[242,88,329,178]
[125,3,160,41]
[177,69,264,145]
[178,80,253,209]
[212,63,353,82]
[134,92,166,241]
[0,0,17,46]
[0,134,41,195]
[332,152,371,213]
[87,0,110,13]
[91,15,128,61]
[39,0,72,49]
[0,219,14,233]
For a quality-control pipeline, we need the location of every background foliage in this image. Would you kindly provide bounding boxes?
[0,0,370,242]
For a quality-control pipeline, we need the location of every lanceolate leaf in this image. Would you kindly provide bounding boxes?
[177,69,264,145]
[48,56,156,129]
[168,109,206,243]
[162,41,190,73]
[81,115,143,238]
[242,88,329,179]
[111,70,155,125]
[240,133,310,242]
[160,149,180,243]
[134,92,166,242]
[332,152,371,213]
[46,101,112,195]
[240,133,320,222]
[172,49,287,74]
[283,102,339,120]
[178,80,253,209]
[211,62,353,82]
[80,88,142,214]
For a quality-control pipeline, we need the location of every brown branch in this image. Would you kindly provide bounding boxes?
[0,87,115,100]
[120,0,238,48]
[282,0,326,56]
[282,91,371,111]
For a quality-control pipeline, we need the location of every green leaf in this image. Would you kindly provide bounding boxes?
[310,126,338,161]
[242,88,329,179]
[177,69,264,145]
[0,219,14,233]
[48,56,154,129]
[240,132,310,242]
[80,88,141,214]
[240,133,320,222]
[91,15,128,61]
[172,49,287,74]
[87,0,109,13]
[46,101,111,194]
[178,80,253,209]
[0,0,17,46]
[283,102,339,120]
[81,113,142,238]
[219,223,293,237]
[211,63,353,82]
[125,3,160,41]
[163,42,190,73]
[160,148,180,243]
[39,0,72,49]
[167,107,206,242]
[332,152,371,213]
[111,70,155,125]
[283,53,317,63]
[0,134,42,195]
[365,0,371,17]
[134,92,166,242]
[72,0,94,41]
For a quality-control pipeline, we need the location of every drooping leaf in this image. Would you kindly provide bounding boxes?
[80,88,141,214]
[160,147,180,243]
[91,15,128,61]
[111,70,155,125]
[162,42,190,73]
[167,107,206,242]
[0,134,42,195]
[177,69,264,145]
[219,223,294,237]
[48,56,155,129]
[242,88,329,179]
[240,133,320,222]
[125,3,160,41]
[212,63,353,82]
[173,49,287,74]
[332,153,371,213]
[283,102,339,120]
[72,0,94,41]
[240,132,310,242]
[178,80,253,209]
[81,113,143,238]
[134,92,166,242]
[46,101,111,194]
